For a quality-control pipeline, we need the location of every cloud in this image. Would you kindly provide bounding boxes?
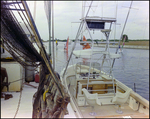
[26,1,149,40]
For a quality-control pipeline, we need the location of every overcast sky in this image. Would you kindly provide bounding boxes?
[26,1,149,41]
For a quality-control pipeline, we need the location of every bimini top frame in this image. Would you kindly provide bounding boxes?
[81,16,116,22]
[62,15,116,78]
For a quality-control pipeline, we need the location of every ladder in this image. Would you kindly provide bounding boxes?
[100,29,115,95]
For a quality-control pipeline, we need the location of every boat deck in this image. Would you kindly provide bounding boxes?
[68,83,148,118]
[1,82,39,118]
[1,82,76,118]
[79,103,148,118]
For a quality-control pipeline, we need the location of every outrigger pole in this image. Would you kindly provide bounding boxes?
[112,1,133,68]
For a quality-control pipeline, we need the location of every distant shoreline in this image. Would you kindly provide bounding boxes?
[43,40,149,46]
[93,41,149,49]
[42,40,149,47]
[119,40,149,46]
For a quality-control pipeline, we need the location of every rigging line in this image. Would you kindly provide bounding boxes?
[16,1,34,35]
[1,37,26,59]
[2,38,40,66]
[124,5,139,37]
[13,3,33,36]
[18,2,39,47]
[85,1,95,13]
[3,44,26,64]
[8,3,30,37]
[1,11,40,61]
[6,4,25,37]
[4,46,39,67]
[3,47,40,69]
[22,1,64,97]
[9,73,36,84]
[2,33,29,58]
[17,2,41,52]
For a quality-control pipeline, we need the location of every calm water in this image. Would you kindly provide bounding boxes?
[43,42,149,101]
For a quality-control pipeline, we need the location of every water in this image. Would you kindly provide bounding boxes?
[43,42,149,101]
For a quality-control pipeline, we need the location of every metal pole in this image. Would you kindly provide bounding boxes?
[48,1,51,58]
[62,1,93,78]
[114,1,118,42]
[112,1,133,68]
[101,23,112,70]
[52,1,55,70]
[85,21,94,90]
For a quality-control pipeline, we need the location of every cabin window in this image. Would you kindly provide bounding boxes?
[86,21,105,29]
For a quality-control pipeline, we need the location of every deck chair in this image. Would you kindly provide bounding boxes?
[112,88,132,114]
[82,88,101,116]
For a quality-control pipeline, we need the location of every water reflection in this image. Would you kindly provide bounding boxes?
[64,50,68,61]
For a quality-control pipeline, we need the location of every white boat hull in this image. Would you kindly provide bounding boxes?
[60,64,149,118]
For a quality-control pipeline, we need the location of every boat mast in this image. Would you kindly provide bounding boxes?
[112,1,133,68]
[48,2,52,60]
[52,1,55,70]
[44,1,52,62]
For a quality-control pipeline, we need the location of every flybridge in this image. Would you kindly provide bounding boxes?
[80,16,116,30]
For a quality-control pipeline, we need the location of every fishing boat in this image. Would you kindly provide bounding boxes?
[60,3,149,118]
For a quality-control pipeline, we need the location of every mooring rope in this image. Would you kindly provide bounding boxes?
[13,85,23,119]
[9,74,33,84]
[13,68,24,119]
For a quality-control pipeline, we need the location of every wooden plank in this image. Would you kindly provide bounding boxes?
[106,84,116,93]
[92,84,106,94]
[95,113,149,118]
